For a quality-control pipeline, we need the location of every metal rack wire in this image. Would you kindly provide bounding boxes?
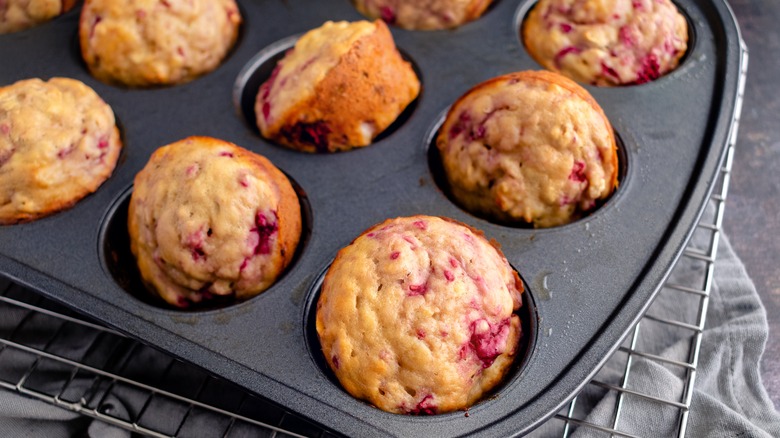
[0,280,328,438]
[0,45,748,438]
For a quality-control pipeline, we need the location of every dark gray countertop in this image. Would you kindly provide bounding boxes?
[723,0,780,410]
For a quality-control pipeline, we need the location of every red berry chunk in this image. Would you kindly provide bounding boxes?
[634,54,661,84]
[89,16,102,38]
[408,283,427,296]
[407,394,436,415]
[466,318,511,368]
[444,270,455,282]
[283,121,332,152]
[57,144,75,159]
[601,62,621,81]
[555,46,582,68]
[448,111,471,140]
[176,296,190,308]
[379,6,396,24]
[569,161,587,182]
[251,211,279,255]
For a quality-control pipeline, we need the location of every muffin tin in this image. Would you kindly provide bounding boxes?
[0,1,745,436]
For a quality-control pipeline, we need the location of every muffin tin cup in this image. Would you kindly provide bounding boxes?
[232,33,422,144]
[0,1,746,436]
[302,261,540,412]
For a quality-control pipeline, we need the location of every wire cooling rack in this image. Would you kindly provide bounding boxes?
[0,44,748,438]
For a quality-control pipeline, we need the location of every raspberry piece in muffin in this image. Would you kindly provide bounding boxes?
[255,20,420,153]
[0,77,122,224]
[352,0,493,30]
[523,0,688,86]
[316,216,523,414]
[128,136,301,308]
[436,71,618,228]
[0,0,76,34]
[79,0,241,87]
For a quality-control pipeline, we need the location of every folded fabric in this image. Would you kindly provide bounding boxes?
[570,233,780,437]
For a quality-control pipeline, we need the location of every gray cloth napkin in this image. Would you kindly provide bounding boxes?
[2,232,779,437]
[0,389,128,438]
[572,232,780,438]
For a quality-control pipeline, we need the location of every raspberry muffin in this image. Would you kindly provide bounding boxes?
[317,215,523,414]
[0,0,76,34]
[436,71,618,228]
[0,77,122,224]
[79,0,241,87]
[255,20,420,153]
[523,0,688,86]
[128,136,301,308]
[352,0,493,30]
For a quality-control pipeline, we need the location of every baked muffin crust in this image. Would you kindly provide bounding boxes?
[352,0,493,30]
[317,216,523,414]
[255,20,420,153]
[0,0,76,34]
[0,77,121,224]
[436,71,618,227]
[79,0,241,86]
[128,136,301,307]
[523,0,688,86]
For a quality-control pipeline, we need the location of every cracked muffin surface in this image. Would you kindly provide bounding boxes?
[352,0,493,30]
[316,215,523,414]
[0,77,121,224]
[523,0,687,86]
[0,0,76,34]
[79,0,241,86]
[255,20,420,153]
[436,71,618,228]
[128,136,301,308]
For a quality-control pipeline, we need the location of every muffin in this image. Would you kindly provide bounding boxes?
[0,0,76,34]
[436,71,618,228]
[316,215,523,414]
[523,0,688,86]
[79,0,241,87]
[128,136,301,308]
[0,77,122,225]
[255,20,420,153]
[352,0,493,30]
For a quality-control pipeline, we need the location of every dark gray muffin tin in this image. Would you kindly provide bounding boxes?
[0,0,745,436]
